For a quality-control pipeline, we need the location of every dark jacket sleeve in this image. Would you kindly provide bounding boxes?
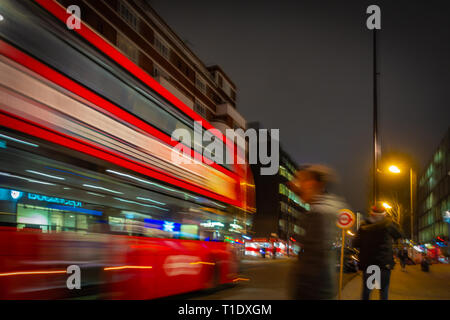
[352,221,367,249]
[352,229,361,249]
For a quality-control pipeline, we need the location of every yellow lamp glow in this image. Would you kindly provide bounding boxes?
[382,202,392,209]
[388,165,401,173]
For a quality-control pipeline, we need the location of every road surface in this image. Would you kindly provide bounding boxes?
[178,257,357,300]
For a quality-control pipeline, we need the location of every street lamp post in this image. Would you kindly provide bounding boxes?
[366,4,382,208]
[372,29,380,205]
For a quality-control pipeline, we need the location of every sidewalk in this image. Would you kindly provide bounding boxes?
[341,263,450,300]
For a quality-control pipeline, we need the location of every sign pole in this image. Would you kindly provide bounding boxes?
[339,229,345,300]
[336,209,355,300]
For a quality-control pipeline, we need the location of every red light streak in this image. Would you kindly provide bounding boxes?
[232,277,250,282]
[104,266,153,271]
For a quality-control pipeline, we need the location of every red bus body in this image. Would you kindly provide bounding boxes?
[0,0,252,299]
[0,227,238,299]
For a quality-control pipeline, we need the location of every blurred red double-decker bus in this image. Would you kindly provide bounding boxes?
[0,0,254,299]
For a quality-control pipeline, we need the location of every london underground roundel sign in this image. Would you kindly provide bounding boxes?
[337,209,356,229]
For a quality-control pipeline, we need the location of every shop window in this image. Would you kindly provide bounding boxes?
[109,216,126,232]
[64,214,76,230]
[50,211,63,232]
[77,214,88,230]
[16,204,49,232]
[180,225,199,239]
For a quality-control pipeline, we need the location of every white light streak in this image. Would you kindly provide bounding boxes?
[26,170,65,180]
[113,197,169,211]
[87,192,106,197]
[136,197,165,205]
[0,133,38,147]
[82,184,123,194]
[0,172,56,186]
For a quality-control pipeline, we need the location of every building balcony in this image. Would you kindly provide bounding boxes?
[216,103,246,130]
[155,75,194,110]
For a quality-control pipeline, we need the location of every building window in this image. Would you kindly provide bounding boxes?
[231,89,236,101]
[154,35,169,59]
[194,101,207,118]
[96,21,104,35]
[195,76,206,94]
[279,166,294,181]
[279,184,308,210]
[117,0,139,31]
[218,74,223,88]
[434,149,443,164]
[152,65,170,81]
[222,81,228,93]
[116,32,139,63]
[152,65,159,78]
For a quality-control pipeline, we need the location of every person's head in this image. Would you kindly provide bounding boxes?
[368,204,387,222]
[289,164,336,204]
[369,204,387,217]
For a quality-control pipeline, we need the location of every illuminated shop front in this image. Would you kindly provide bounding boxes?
[244,238,300,257]
[0,188,103,232]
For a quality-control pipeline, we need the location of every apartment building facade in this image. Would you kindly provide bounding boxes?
[248,122,310,244]
[417,127,450,244]
[56,0,246,132]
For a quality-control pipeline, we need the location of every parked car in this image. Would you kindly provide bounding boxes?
[336,247,360,273]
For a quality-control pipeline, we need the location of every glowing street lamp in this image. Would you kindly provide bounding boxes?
[382,202,392,210]
[388,165,401,173]
[381,163,416,240]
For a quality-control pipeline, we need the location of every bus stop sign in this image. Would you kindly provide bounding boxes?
[337,209,355,229]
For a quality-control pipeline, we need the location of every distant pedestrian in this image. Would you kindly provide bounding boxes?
[260,246,266,258]
[398,247,408,271]
[353,205,402,300]
[288,164,347,300]
[421,253,430,272]
[272,245,277,259]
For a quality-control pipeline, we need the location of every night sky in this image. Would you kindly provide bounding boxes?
[148,0,450,212]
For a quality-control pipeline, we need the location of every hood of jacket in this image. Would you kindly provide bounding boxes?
[310,193,349,218]
[360,215,394,231]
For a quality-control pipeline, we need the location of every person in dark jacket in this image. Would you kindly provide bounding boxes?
[398,247,408,271]
[288,164,346,300]
[353,205,402,300]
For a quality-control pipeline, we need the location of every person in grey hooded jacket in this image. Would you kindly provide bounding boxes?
[288,164,347,300]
